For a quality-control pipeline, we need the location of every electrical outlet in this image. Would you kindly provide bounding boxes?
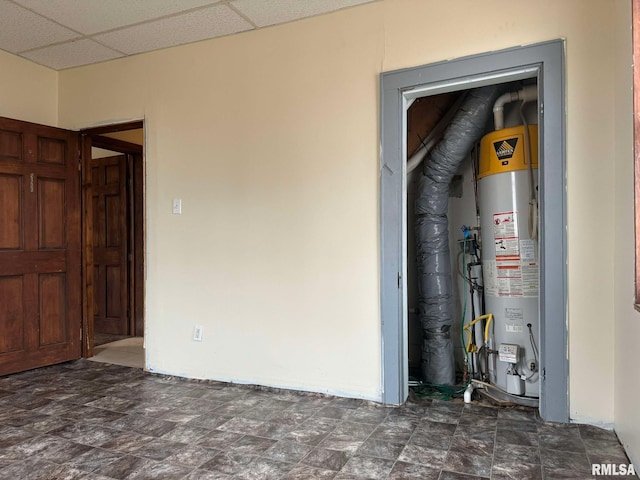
[193,325,203,342]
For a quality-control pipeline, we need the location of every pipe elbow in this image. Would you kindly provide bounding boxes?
[492,92,514,113]
[492,92,518,130]
[493,87,538,131]
[519,84,538,103]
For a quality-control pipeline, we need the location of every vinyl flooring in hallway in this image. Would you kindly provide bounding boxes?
[0,360,633,479]
[88,337,144,369]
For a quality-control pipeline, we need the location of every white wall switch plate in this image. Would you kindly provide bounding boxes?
[193,325,203,342]
[172,198,182,214]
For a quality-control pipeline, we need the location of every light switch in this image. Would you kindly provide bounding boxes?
[172,198,182,215]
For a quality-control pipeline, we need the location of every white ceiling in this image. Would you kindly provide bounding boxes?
[0,0,377,70]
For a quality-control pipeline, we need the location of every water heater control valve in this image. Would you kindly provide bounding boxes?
[498,343,519,364]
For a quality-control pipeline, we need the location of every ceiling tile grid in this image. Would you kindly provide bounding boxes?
[20,38,124,71]
[1,0,378,70]
[0,0,79,53]
[231,0,376,28]
[12,0,222,34]
[94,4,253,56]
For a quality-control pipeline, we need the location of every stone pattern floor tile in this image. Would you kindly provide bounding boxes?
[0,360,634,479]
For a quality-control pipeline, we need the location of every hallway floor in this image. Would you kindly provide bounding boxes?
[88,337,145,369]
[0,360,633,480]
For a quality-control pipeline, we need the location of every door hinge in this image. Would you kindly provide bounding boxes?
[397,272,402,288]
[78,150,82,172]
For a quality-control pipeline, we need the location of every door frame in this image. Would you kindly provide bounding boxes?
[81,120,144,358]
[379,40,568,422]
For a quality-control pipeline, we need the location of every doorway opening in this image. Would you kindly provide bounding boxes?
[380,40,567,422]
[406,80,540,405]
[81,121,145,369]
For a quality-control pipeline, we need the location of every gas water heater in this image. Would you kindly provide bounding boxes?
[477,124,540,398]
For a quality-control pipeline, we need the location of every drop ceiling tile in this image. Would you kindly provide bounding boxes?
[0,0,79,53]
[21,39,124,70]
[230,0,376,27]
[13,0,221,35]
[93,4,253,56]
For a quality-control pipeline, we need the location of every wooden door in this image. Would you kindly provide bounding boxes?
[0,117,81,375]
[91,155,128,335]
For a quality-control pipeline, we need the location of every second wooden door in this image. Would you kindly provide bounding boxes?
[92,154,129,335]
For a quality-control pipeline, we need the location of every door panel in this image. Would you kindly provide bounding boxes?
[0,175,22,249]
[0,130,22,161]
[38,178,66,249]
[106,195,122,247]
[92,155,128,335]
[0,276,24,353]
[106,265,122,318]
[0,116,81,375]
[39,274,66,346]
[38,137,66,165]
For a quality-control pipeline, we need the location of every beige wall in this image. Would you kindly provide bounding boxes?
[0,49,58,126]
[60,5,383,399]
[614,0,640,469]
[57,0,621,423]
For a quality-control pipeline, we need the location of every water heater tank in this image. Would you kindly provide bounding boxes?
[477,124,540,398]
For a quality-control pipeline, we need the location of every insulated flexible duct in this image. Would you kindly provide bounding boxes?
[415,86,498,385]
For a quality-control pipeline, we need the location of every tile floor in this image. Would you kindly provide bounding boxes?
[0,359,634,479]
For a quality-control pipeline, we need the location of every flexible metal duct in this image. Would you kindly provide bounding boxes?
[415,86,498,385]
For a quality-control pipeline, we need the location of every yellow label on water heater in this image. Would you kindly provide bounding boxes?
[478,125,538,179]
